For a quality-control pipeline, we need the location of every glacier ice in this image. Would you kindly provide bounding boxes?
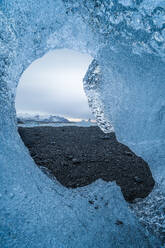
[83,59,114,133]
[0,0,165,247]
[130,184,165,244]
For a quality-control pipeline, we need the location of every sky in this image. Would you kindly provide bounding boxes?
[15,49,94,121]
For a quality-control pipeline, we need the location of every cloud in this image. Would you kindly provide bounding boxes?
[16,49,94,119]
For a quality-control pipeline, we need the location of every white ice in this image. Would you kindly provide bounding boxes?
[0,0,165,246]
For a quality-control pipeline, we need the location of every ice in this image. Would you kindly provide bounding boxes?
[130,184,165,244]
[83,60,114,133]
[0,0,165,246]
[0,146,160,247]
[83,59,114,133]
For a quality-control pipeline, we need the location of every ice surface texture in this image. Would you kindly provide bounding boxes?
[0,0,165,247]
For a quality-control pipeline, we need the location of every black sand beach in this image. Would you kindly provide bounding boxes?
[18,126,154,202]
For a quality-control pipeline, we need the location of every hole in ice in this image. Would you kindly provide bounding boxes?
[15,49,155,203]
[16,49,93,122]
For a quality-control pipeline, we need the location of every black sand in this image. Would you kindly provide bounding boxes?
[18,126,154,202]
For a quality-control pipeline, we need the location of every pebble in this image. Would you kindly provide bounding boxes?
[61,161,69,167]
[67,155,73,160]
[51,141,56,145]
[100,135,110,140]
[134,176,143,183]
[72,158,80,164]
[124,151,133,157]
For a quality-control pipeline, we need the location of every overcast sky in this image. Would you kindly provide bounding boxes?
[16,49,94,121]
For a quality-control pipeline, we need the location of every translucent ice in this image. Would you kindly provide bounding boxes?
[0,0,165,246]
[83,59,114,133]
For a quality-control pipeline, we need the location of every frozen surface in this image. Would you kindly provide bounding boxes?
[1,139,160,247]
[130,184,165,244]
[83,59,114,133]
[0,0,165,247]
